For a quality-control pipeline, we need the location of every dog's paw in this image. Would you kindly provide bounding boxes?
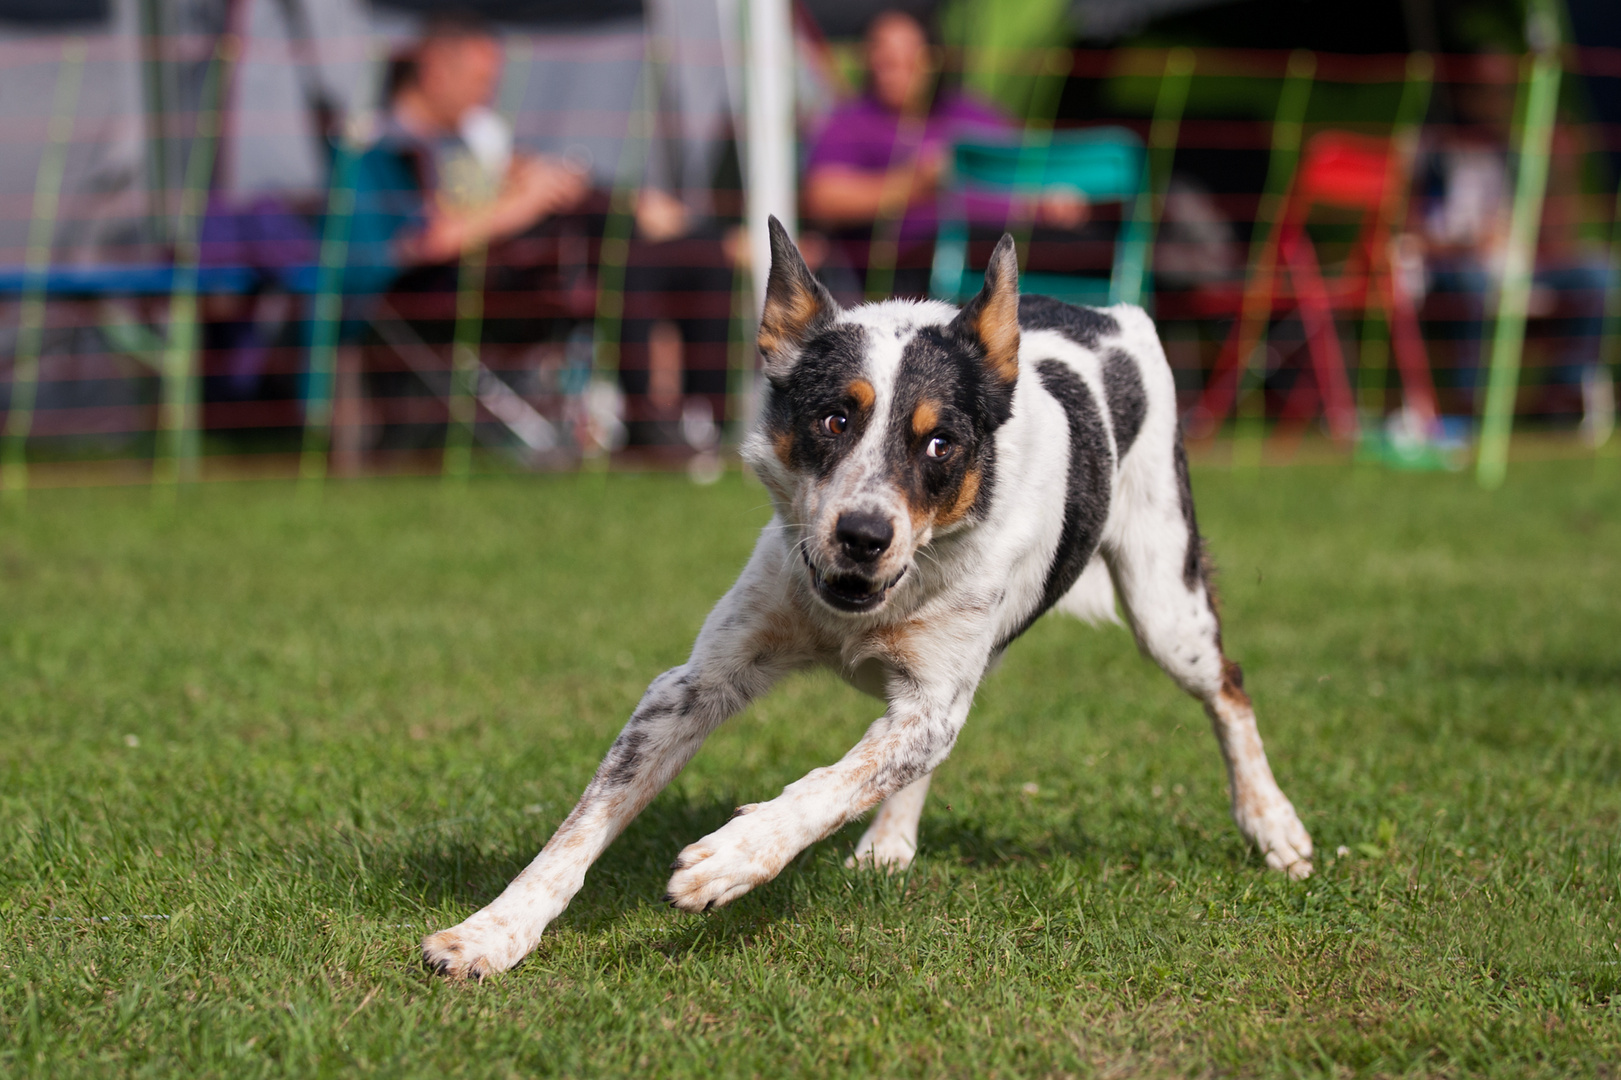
[421,915,523,980]
[844,826,917,872]
[1239,799,1314,880]
[665,820,784,913]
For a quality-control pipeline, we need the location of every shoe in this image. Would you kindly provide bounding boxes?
[1579,365,1615,449]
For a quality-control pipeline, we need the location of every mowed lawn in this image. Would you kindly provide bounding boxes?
[1,460,1617,1078]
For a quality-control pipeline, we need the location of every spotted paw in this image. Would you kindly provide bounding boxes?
[1238,798,1314,880]
[421,914,525,980]
[665,820,786,913]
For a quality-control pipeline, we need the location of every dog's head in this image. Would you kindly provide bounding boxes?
[744,217,1021,616]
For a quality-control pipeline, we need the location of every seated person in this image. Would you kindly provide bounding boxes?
[1410,55,1613,433]
[345,13,735,452]
[346,12,591,308]
[802,9,1088,299]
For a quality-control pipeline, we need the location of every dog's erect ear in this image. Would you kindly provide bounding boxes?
[952,233,1021,386]
[758,216,838,376]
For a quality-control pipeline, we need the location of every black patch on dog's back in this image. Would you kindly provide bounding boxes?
[1017,294,1119,349]
[998,360,1114,650]
[1102,349,1146,458]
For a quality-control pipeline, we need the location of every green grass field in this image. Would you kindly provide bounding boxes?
[2,462,1617,1077]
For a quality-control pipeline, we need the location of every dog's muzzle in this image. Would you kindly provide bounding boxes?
[801,547,906,613]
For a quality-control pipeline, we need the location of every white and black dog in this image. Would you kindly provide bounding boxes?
[423,220,1312,979]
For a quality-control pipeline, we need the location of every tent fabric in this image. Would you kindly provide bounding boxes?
[0,0,148,265]
[371,0,644,27]
[0,0,110,27]
[227,0,739,205]
[0,0,744,267]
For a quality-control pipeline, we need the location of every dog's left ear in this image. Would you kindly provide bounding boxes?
[758,216,838,380]
[951,233,1021,387]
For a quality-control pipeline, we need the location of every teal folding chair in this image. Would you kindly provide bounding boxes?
[929,127,1151,307]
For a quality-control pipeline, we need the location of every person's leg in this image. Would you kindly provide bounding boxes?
[624,227,739,447]
[619,241,682,446]
[369,263,460,449]
[671,231,738,440]
[330,343,371,475]
[1423,261,1491,415]
[1532,258,1612,422]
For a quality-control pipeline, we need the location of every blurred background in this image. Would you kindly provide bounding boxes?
[0,0,1617,489]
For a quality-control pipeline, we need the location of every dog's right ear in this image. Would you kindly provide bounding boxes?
[758,216,838,379]
[951,232,1021,388]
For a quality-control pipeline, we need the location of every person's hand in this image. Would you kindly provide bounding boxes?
[506,154,590,220]
[634,188,691,243]
[406,155,589,265]
[1037,186,1089,230]
[908,149,945,201]
[721,224,749,270]
[408,211,471,265]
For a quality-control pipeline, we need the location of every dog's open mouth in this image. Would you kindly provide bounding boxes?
[802,549,905,613]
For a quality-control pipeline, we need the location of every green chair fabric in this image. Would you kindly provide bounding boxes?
[929,126,1151,308]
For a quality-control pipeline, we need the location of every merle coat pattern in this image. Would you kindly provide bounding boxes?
[422,221,1313,979]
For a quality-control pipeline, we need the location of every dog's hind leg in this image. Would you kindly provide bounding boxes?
[846,772,931,871]
[422,547,813,979]
[1101,436,1313,879]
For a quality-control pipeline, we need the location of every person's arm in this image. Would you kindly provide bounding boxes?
[343,145,425,297]
[406,155,589,264]
[802,154,943,228]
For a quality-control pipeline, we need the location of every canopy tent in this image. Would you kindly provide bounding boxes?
[0,0,148,265]
[0,0,748,267]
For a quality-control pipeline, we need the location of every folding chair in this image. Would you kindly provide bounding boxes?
[1190,130,1438,441]
[929,127,1151,307]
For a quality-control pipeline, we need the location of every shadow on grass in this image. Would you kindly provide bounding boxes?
[312,790,1257,956]
[347,794,750,915]
[1444,656,1621,689]
[373,803,1109,910]
[925,809,1260,878]
[924,814,1094,868]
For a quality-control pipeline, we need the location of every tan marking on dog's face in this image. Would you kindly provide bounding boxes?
[900,494,931,537]
[848,379,876,411]
[932,464,981,529]
[910,399,940,437]
[772,430,794,468]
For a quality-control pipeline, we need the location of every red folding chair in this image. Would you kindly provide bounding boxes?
[1190,130,1437,441]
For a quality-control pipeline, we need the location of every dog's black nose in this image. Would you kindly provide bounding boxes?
[835,513,893,565]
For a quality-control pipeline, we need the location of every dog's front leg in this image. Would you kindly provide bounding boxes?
[846,772,931,871]
[665,671,976,912]
[422,570,807,979]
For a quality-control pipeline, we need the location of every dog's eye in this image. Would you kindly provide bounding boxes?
[925,435,954,460]
[822,411,849,436]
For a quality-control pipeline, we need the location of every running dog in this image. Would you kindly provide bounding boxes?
[423,220,1313,979]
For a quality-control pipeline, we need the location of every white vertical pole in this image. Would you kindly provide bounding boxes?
[744,0,795,314]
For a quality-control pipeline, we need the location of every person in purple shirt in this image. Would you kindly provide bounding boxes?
[803,10,1088,298]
